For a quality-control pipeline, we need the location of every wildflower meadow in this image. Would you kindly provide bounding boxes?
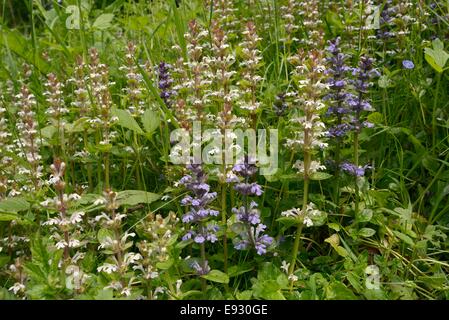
[0,0,448,301]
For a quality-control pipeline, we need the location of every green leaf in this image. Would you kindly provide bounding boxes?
[378,75,392,89]
[358,228,376,238]
[228,264,253,278]
[367,112,383,124]
[0,213,18,221]
[393,230,415,247]
[142,109,160,135]
[112,107,144,134]
[41,125,57,140]
[0,197,30,213]
[92,13,114,30]
[201,270,229,284]
[67,117,89,133]
[325,282,357,300]
[236,290,253,300]
[156,258,174,270]
[357,208,373,223]
[97,228,114,244]
[328,222,341,232]
[0,255,10,268]
[424,39,449,73]
[310,172,333,181]
[94,289,114,300]
[116,190,161,206]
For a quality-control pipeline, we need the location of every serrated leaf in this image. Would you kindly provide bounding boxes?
[201,270,229,284]
[116,190,161,206]
[92,13,114,30]
[112,107,144,134]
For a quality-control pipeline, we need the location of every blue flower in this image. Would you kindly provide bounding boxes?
[402,60,415,70]
[179,164,218,243]
[340,162,372,177]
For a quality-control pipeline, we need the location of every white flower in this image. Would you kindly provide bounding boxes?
[94,198,106,206]
[97,263,118,274]
[288,274,299,282]
[161,195,171,201]
[281,260,290,274]
[9,282,25,295]
[70,211,85,224]
[55,240,68,249]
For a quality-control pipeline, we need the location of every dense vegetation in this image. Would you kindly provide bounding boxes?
[0,0,448,300]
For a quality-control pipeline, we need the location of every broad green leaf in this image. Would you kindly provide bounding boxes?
[92,14,114,30]
[378,75,392,89]
[357,208,373,223]
[201,270,229,284]
[228,264,253,278]
[327,222,341,232]
[97,228,114,244]
[393,230,415,247]
[236,290,253,300]
[0,213,19,221]
[142,109,160,135]
[41,125,57,140]
[112,107,144,134]
[0,197,30,213]
[263,290,285,300]
[358,228,376,238]
[67,117,89,133]
[325,282,357,300]
[424,39,449,73]
[0,26,49,74]
[94,289,114,300]
[0,255,10,268]
[367,112,383,124]
[156,258,174,270]
[116,190,161,206]
[310,172,333,181]
[325,234,340,248]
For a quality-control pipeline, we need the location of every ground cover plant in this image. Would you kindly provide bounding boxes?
[0,0,448,300]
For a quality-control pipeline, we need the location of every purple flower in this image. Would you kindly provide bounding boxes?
[402,60,415,70]
[157,62,175,107]
[340,162,372,177]
[229,157,273,255]
[232,201,261,225]
[232,159,258,178]
[179,164,219,243]
[234,182,263,196]
[190,260,210,275]
[273,93,288,116]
